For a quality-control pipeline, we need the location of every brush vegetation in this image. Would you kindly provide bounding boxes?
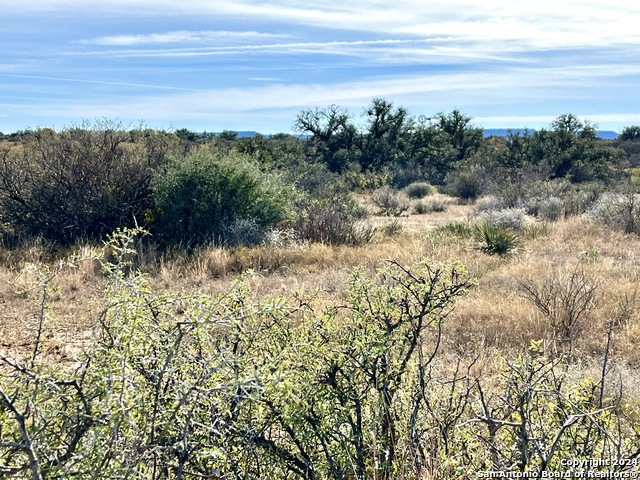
[2,101,640,479]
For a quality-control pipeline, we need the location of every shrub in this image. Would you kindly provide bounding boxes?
[473,195,505,213]
[224,218,266,246]
[0,244,474,479]
[496,179,603,218]
[537,196,565,221]
[444,165,485,201]
[468,348,631,472]
[587,191,640,234]
[475,207,533,231]
[293,197,373,245]
[2,230,636,478]
[388,160,430,188]
[404,181,434,199]
[371,186,410,216]
[377,219,404,237]
[563,183,603,215]
[151,150,291,247]
[0,123,174,245]
[262,227,302,248]
[428,197,449,212]
[413,200,430,215]
[519,266,599,343]
[284,159,348,199]
[414,198,448,214]
[473,222,522,255]
[503,180,569,220]
[341,163,389,192]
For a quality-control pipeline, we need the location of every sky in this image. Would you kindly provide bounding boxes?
[1,1,640,134]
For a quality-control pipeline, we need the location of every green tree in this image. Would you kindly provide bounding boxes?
[219,130,239,141]
[495,115,626,183]
[294,105,358,173]
[499,129,535,171]
[539,114,622,182]
[434,109,484,163]
[406,110,483,185]
[618,125,640,141]
[359,98,411,171]
[236,133,305,170]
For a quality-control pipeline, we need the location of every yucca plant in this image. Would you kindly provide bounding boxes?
[473,222,521,255]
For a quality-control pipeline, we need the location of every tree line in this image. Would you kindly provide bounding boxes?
[0,100,639,247]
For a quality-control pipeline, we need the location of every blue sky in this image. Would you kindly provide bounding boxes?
[1,1,640,134]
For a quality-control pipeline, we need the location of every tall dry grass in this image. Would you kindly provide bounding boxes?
[2,208,640,373]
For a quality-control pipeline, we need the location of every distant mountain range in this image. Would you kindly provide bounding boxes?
[229,129,621,140]
[483,129,620,139]
[236,131,262,138]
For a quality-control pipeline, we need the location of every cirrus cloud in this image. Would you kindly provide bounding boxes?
[1,0,640,133]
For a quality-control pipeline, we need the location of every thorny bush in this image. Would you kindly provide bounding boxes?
[1,229,638,479]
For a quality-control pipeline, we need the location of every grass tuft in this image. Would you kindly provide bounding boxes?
[473,223,522,256]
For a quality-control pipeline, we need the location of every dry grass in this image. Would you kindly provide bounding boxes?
[366,193,467,232]
[2,202,640,377]
[448,215,640,366]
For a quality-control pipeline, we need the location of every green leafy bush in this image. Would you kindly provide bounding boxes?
[283,159,348,199]
[0,232,473,479]
[151,150,291,247]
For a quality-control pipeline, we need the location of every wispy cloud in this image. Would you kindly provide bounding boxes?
[11,0,640,50]
[2,0,640,132]
[70,38,424,59]
[0,73,199,91]
[24,62,637,124]
[64,38,543,73]
[0,63,27,73]
[81,30,289,47]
